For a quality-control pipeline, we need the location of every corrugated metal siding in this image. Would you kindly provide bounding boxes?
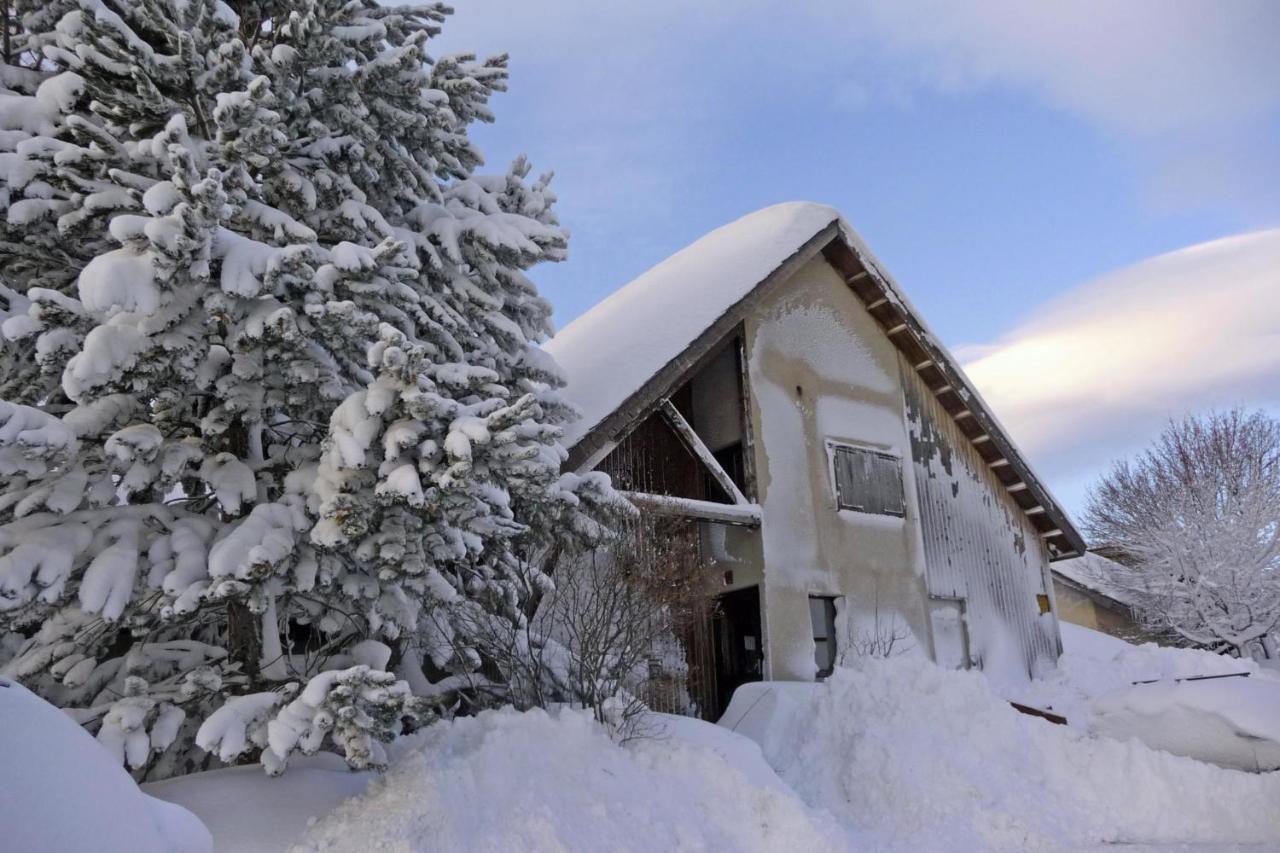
[901,358,1058,680]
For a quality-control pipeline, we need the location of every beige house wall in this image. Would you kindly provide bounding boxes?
[1052,578,1146,641]
[742,255,933,680]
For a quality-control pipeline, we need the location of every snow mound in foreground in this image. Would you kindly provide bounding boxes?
[1093,677,1280,771]
[721,657,1280,851]
[0,677,211,853]
[1021,624,1280,770]
[294,706,844,853]
[145,753,375,853]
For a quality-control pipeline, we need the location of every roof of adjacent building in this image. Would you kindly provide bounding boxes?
[1053,552,1139,608]
[546,202,1086,559]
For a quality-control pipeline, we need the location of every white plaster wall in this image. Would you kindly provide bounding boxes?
[744,256,932,680]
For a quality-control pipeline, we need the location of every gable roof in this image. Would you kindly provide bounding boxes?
[546,202,1086,560]
[548,203,842,449]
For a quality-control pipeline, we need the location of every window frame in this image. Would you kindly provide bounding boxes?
[808,594,839,679]
[825,440,906,518]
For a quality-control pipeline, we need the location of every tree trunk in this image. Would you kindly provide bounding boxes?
[227,600,262,685]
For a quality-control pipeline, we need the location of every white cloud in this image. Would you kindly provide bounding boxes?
[812,0,1280,136]
[960,229,1280,485]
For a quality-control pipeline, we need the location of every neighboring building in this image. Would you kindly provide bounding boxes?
[546,203,1086,719]
[1052,551,1150,642]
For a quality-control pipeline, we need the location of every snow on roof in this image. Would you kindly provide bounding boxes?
[546,202,841,449]
[1053,552,1138,607]
[545,201,1086,557]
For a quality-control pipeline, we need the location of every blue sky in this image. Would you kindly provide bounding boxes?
[436,1,1280,516]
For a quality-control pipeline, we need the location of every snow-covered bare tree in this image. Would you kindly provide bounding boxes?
[1084,409,1280,658]
[0,0,623,778]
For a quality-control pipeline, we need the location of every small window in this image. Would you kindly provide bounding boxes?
[809,596,838,678]
[830,443,904,516]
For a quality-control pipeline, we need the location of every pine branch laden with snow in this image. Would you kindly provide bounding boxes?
[1085,409,1280,659]
[0,0,625,778]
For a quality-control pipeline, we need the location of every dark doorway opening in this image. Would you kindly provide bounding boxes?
[710,585,763,720]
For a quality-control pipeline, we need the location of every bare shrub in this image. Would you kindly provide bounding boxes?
[543,513,714,736]
[840,592,915,662]
[418,512,715,737]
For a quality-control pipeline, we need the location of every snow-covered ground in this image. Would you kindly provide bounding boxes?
[0,677,211,853]
[17,625,1274,852]
[1020,623,1280,771]
[722,653,1280,851]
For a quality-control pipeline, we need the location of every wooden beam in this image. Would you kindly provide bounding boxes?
[1007,483,1028,493]
[847,270,871,285]
[988,459,1010,469]
[1039,528,1064,538]
[1025,506,1046,515]
[971,434,991,444]
[933,384,954,395]
[659,399,750,505]
[865,295,888,310]
[914,358,934,370]
[734,334,759,501]
[623,491,762,527]
[954,410,973,421]
[886,322,909,336]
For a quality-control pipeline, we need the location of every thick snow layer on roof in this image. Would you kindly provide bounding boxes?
[546,202,840,448]
[1054,552,1138,606]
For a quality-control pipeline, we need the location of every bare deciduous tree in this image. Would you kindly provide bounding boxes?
[1084,408,1280,658]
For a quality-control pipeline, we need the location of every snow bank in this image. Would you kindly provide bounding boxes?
[1020,623,1269,731]
[720,657,1280,850]
[1025,624,1280,771]
[1056,622,1262,697]
[0,677,211,853]
[293,706,845,852]
[145,754,375,853]
[1092,678,1280,772]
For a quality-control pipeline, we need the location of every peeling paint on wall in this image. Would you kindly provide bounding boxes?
[902,358,1060,683]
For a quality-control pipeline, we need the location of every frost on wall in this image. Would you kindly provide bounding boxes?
[901,361,1058,683]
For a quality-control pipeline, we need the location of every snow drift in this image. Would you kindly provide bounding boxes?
[721,656,1280,851]
[1021,623,1280,770]
[0,677,211,853]
[293,706,845,852]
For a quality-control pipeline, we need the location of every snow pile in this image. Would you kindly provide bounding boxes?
[0,677,211,853]
[1020,622,1267,727]
[145,754,375,853]
[720,657,1280,851]
[293,706,845,852]
[1092,677,1280,771]
[1022,623,1280,771]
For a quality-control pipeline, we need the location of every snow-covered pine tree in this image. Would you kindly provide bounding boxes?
[0,0,623,778]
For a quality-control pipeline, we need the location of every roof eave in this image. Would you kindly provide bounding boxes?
[563,218,843,472]
[559,217,1086,559]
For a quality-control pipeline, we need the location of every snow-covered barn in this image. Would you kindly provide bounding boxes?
[547,203,1086,718]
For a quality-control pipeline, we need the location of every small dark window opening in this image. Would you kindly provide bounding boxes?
[809,596,838,678]
[832,444,905,517]
[710,441,747,497]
